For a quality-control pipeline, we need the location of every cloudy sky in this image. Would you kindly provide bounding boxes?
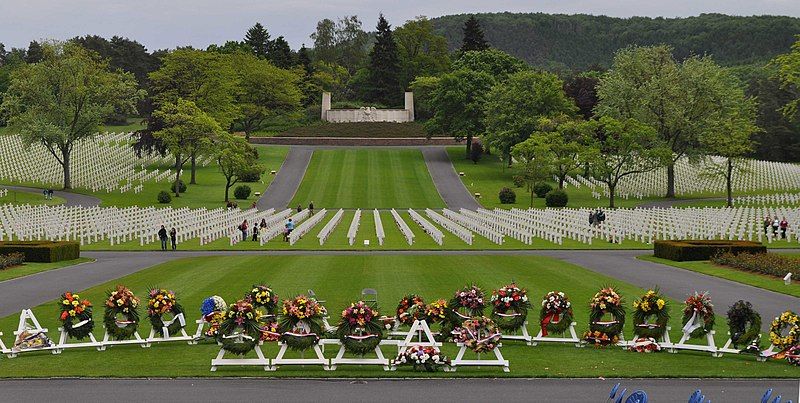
[1,0,799,51]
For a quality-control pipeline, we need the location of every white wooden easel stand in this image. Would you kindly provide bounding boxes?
[0,332,9,356]
[499,320,532,344]
[447,342,510,373]
[395,320,442,354]
[718,332,768,361]
[668,326,719,357]
[189,317,207,345]
[7,309,57,357]
[210,336,269,371]
[145,313,193,346]
[270,336,331,371]
[530,321,581,347]
[100,327,148,350]
[326,338,396,371]
[53,325,103,354]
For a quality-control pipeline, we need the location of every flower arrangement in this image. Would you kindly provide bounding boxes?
[200,296,227,339]
[147,288,185,337]
[681,292,714,338]
[392,346,450,372]
[396,294,426,326]
[769,310,800,350]
[726,300,762,349]
[259,320,280,342]
[336,301,383,355]
[204,311,226,338]
[103,285,140,341]
[278,295,324,351]
[247,284,279,315]
[538,291,573,336]
[449,285,486,320]
[629,337,662,353]
[58,291,94,340]
[632,289,669,339]
[490,283,531,332]
[785,345,800,366]
[219,299,261,355]
[456,316,502,353]
[425,299,449,324]
[585,286,625,346]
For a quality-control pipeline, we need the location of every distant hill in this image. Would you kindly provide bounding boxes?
[431,13,800,70]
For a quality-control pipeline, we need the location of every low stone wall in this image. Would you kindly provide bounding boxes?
[249,137,462,146]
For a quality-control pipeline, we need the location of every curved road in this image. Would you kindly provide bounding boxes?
[256,146,313,210]
[421,147,482,210]
[4,185,101,207]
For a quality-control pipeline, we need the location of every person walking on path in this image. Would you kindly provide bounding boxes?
[284,218,295,242]
[309,201,314,215]
[169,227,177,250]
[252,224,260,241]
[158,225,168,251]
[780,217,789,240]
[239,220,248,242]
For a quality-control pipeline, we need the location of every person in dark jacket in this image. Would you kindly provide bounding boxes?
[158,225,168,251]
[169,227,177,250]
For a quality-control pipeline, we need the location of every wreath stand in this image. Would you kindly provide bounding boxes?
[189,317,208,344]
[530,321,581,347]
[100,320,147,350]
[7,309,56,357]
[447,329,509,373]
[582,320,628,347]
[145,313,193,346]
[0,332,9,356]
[633,323,674,350]
[717,334,769,361]
[210,333,270,371]
[668,316,720,356]
[326,335,393,371]
[53,321,102,354]
[270,333,330,371]
[495,313,532,344]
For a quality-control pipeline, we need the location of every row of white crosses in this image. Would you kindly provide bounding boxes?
[424,208,473,245]
[289,209,327,245]
[373,209,385,245]
[258,209,305,245]
[347,209,361,246]
[407,208,444,245]
[390,208,415,245]
[734,193,800,206]
[317,209,344,245]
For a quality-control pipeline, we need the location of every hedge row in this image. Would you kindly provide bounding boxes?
[712,252,800,280]
[277,122,436,138]
[0,252,24,270]
[0,241,80,263]
[653,240,766,261]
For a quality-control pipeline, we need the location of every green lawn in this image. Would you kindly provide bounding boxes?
[0,254,794,378]
[0,189,65,206]
[0,258,93,282]
[639,255,800,298]
[290,149,445,208]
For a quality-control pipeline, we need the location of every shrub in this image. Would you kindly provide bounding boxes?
[170,179,187,193]
[157,191,172,204]
[653,240,766,261]
[239,166,263,182]
[533,183,553,198]
[0,252,25,270]
[234,185,252,200]
[498,187,516,204]
[545,189,568,207]
[512,175,525,188]
[0,241,80,263]
[469,140,483,164]
[712,252,800,280]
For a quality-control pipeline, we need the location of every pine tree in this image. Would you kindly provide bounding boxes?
[25,41,44,63]
[460,16,489,52]
[365,14,401,106]
[269,36,294,68]
[297,44,313,74]
[244,22,270,59]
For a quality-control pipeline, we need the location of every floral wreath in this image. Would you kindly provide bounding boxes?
[392,345,450,372]
[629,337,662,353]
[456,316,502,353]
[247,284,279,315]
[726,300,762,349]
[278,295,324,351]
[336,301,383,356]
[490,283,531,332]
[785,345,800,366]
[585,286,625,346]
[103,285,140,341]
[425,299,450,324]
[396,294,426,326]
[538,291,572,336]
[219,299,261,355]
[632,289,669,339]
[449,285,486,323]
[147,288,185,337]
[681,292,714,339]
[58,291,94,340]
[770,310,800,350]
[200,296,227,339]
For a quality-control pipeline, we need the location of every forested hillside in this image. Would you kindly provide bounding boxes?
[432,13,800,70]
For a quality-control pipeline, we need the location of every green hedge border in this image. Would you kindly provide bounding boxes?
[0,241,80,263]
[653,240,766,261]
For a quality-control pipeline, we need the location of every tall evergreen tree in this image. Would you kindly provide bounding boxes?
[25,41,44,63]
[365,14,401,106]
[269,36,294,68]
[460,16,489,53]
[297,44,313,75]
[244,22,270,59]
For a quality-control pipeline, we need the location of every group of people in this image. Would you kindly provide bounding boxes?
[41,189,54,200]
[236,202,315,243]
[763,216,790,239]
[589,208,606,227]
[157,225,178,251]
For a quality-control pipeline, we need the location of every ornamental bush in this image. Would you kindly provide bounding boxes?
[512,175,525,188]
[712,252,800,280]
[545,189,568,207]
[157,191,171,204]
[170,179,187,194]
[498,187,516,204]
[0,241,79,262]
[239,166,263,182]
[654,240,766,261]
[0,252,25,270]
[533,183,553,198]
[234,185,252,200]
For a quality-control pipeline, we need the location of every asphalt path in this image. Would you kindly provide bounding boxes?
[3,185,101,207]
[0,378,796,402]
[420,147,482,210]
[256,146,313,210]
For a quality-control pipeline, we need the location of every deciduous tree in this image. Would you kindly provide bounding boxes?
[215,133,262,202]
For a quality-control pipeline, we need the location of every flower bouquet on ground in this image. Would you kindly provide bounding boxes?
[449,285,486,323]
[392,345,450,372]
[769,310,800,351]
[681,292,714,339]
[632,289,669,339]
[278,295,324,351]
[103,285,140,341]
[200,296,227,339]
[247,284,279,316]
[219,299,261,355]
[58,291,94,340]
[396,294,426,326]
[538,291,572,336]
[726,300,762,351]
[490,283,531,332]
[456,316,502,353]
[336,301,383,355]
[584,286,625,347]
[147,288,185,337]
[629,337,662,353]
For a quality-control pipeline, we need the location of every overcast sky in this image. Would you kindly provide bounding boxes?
[1,0,799,51]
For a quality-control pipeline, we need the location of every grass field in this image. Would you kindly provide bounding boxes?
[0,189,65,206]
[0,258,93,282]
[290,149,445,208]
[0,254,794,378]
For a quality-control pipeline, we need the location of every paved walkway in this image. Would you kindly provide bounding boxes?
[4,185,101,207]
[256,146,313,210]
[0,378,795,401]
[421,147,482,210]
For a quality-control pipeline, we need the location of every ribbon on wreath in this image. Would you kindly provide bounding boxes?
[681,310,703,334]
[540,310,562,337]
[345,334,379,341]
[465,327,501,346]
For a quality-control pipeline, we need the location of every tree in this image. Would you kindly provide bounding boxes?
[483,70,577,163]
[583,117,672,208]
[269,36,295,68]
[206,40,250,55]
[469,139,483,164]
[365,14,402,106]
[530,116,590,189]
[460,15,489,52]
[563,73,601,120]
[215,133,262,201]
[1,42,141,189]
[452,49,527,83]
[244,22,271,59]
[310,16,369,74]
[425,69,495,157]
[152,99,224,197]
[409,75,440,121]
[310,18,337,65]
[511,137,553,207]
[25,41,43,63]
[773,35,800,120]
[394,16,451,90]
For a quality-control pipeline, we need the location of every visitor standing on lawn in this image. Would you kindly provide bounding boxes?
[780,217,789,239]
[284,218,295,242]
[309,201,314,215]
[169,227,177,250]
[773,216,780,237]
[252,224,259,241]
[158,225,168,251]
[239,220,248,242]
